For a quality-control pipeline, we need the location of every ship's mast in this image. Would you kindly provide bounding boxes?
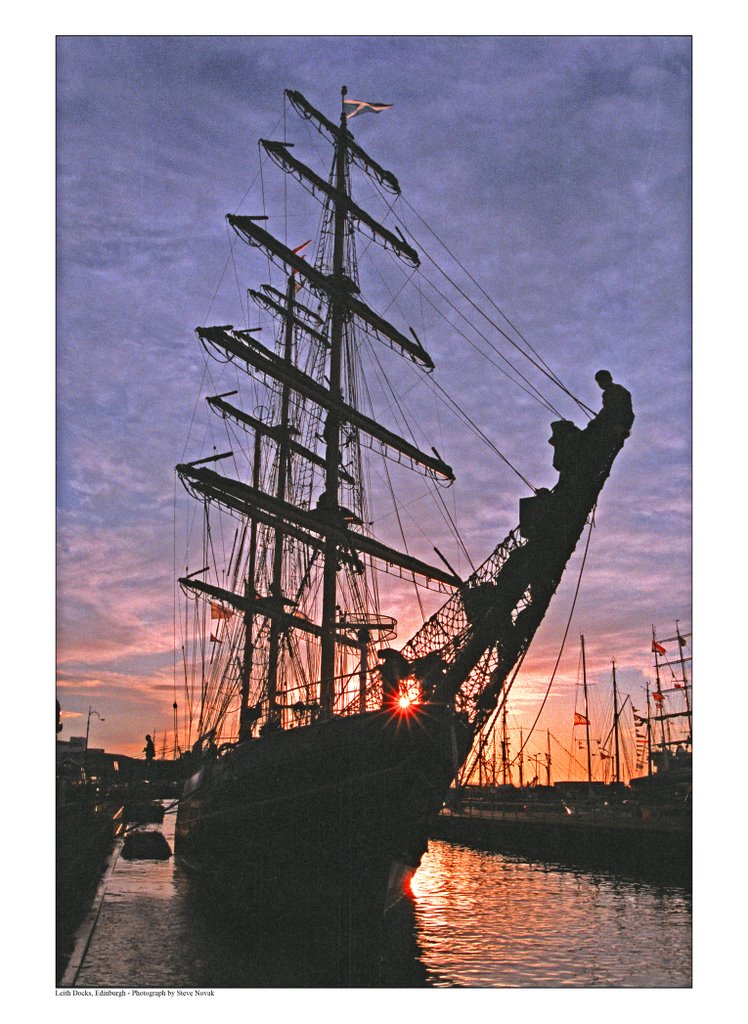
[179,83,454,736]
[652,625,669,757]
[580,634,593,785]
[239,430,262,740]
[675,620,692,744]
[612,659,621,785]
[501,702,510,786]
[177,86,633,751]
[645,682,653,777]
[265,274,298,720]
[319,86,350,719]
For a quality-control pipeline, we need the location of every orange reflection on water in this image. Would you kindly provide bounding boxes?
[410,840,691,987]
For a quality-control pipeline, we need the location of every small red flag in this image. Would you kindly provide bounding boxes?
[653,691,665,702]
[574,712,589,726]
[210,602,234,621]
[290,239,312,278]
[652,641,666,655]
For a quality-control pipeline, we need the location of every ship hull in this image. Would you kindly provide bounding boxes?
[175,704,469,973]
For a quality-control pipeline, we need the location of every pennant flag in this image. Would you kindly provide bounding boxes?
[652,641,667,655]
[653,691,665,702]
[210,632,222,644]
[674,682,683,689]
[290,239,312,280]
[678,636,687,647]
[344,99,393,120]
[574,712,590,726]
[211,603,234,621]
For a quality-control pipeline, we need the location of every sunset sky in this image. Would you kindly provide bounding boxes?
[55,35,692,775]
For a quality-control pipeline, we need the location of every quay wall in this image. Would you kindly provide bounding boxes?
[429,808,691,886]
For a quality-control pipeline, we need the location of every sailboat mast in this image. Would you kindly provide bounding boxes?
[675,620,692,744]
[265,274,298,718]
[580,633,592,785]
[652,625,668,755]
[239,430,263,739]
[646,683,653,777]
[320,86,350,719]
[612,659,621,784]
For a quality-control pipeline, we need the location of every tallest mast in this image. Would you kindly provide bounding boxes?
[320,86,350,719]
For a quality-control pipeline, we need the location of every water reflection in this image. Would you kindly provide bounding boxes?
[72,815,690,989]
[411,841,692,987]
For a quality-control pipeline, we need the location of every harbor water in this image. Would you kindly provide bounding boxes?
[411,841,691,987]
[67,808,691,989]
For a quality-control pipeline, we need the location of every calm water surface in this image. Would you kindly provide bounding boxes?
[412,841,691,987]
[71,811,691,988]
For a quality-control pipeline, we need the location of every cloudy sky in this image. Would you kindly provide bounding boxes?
[54,36,691,770]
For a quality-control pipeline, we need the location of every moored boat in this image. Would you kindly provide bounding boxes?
[172,87,633,960]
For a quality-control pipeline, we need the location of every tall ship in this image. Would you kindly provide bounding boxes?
[173,87,634,958]
[630,623,692,796]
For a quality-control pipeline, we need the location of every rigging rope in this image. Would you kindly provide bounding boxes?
[343,181,545,491]
[357,331,475,568]
[411,269,563,417]
[514,507,597,764]
[396,195,595,418]
[428,376,536,492]
[359,179,563,418]
[548,731,592,779]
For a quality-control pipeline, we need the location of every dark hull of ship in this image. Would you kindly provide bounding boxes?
[175,703,470,971]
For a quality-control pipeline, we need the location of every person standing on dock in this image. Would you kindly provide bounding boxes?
[144,734,155,764]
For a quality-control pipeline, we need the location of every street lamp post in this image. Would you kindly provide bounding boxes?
[84,706,105,768]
